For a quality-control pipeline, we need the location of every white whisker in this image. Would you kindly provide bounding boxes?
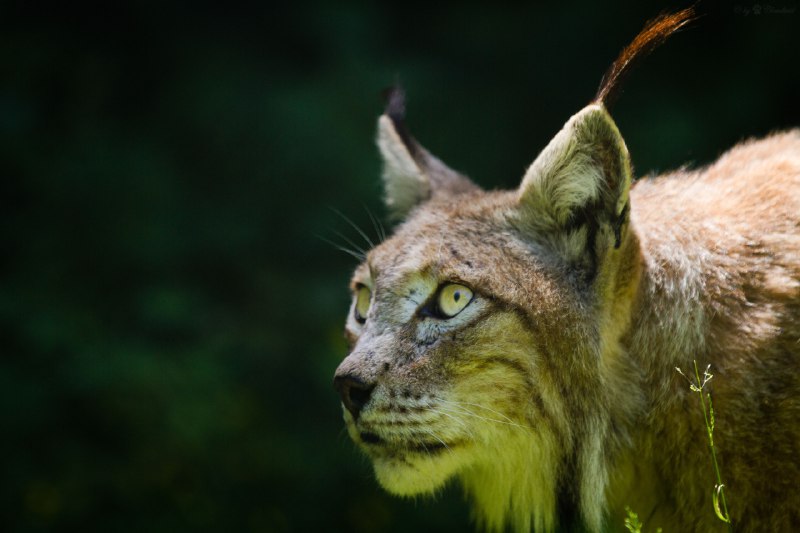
[443,399,522,426]
[436,400,528,431]
[421,405,477,440]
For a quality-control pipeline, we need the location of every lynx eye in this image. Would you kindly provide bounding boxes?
[437,283,473,318]
[354,285,371,324]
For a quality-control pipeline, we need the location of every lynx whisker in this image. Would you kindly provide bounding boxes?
[364,205,387,243]
[437,401,528,432]
[420,427,453,456]
[330,207,375,250]
[421,405,475,437]
[315,233,366,261]
[441,399,523,427]
[333,229,369,257]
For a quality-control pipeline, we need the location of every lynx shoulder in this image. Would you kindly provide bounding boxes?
[334,8,800,532]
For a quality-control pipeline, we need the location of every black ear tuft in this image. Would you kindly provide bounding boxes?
[376,83,480,221]
[382,85,406,123]
[381,85,417,157]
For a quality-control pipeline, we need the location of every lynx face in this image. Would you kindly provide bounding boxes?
[336,199,572,499]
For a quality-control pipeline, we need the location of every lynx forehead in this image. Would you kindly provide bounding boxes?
[333,8,800,532]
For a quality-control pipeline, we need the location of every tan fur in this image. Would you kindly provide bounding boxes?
[334,14,800,533]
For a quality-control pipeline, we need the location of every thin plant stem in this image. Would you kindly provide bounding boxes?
[677,361,735,531]
[691,360,732,532]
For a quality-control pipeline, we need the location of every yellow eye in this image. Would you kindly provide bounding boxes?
[354,285,371,324]
[438,284,473,318]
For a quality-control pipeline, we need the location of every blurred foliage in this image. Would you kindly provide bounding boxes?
[0,1,797,532]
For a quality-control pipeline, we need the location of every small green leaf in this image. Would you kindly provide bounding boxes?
[713,484,731,523]
[624,506,643,533]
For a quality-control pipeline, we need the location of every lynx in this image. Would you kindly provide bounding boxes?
[333,9,800,532]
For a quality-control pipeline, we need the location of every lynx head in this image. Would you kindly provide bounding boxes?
[334,89,637,531]
[333,10,693,531]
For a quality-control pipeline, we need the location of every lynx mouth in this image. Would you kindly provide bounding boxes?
[359,431,452,454]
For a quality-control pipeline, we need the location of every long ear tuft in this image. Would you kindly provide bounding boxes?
[595,7,696,108]
[381,86,417,159]
[377,86,479,221]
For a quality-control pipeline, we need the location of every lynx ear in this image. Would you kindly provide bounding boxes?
[377,87,478,220]
[517,104,631,266]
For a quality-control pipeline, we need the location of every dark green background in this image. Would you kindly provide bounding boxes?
[2,1,798,531]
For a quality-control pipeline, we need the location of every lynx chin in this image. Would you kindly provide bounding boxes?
[333,8,800,532]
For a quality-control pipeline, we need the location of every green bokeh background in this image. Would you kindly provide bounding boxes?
[2,2,798,532]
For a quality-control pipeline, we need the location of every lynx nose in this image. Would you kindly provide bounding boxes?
[333,374,375,420]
